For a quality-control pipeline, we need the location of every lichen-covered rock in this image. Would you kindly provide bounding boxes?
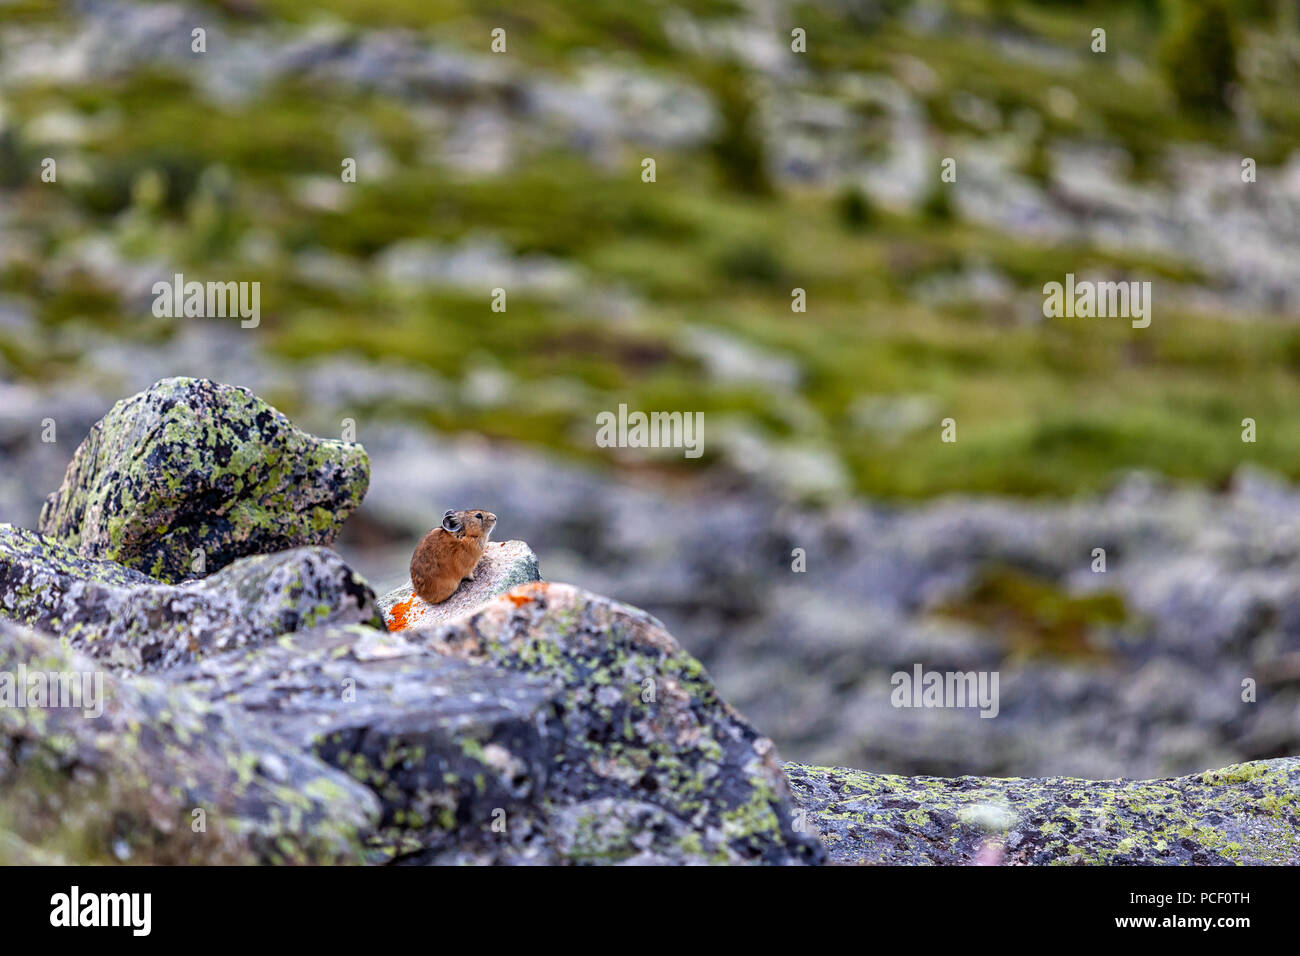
[415,582,825,865]
[0,619,378,864]
[38,377,369,583]
[785,760,1300,865]
[176,583,825,864]
[173,623,566,864]
[0,524,382,671]
[378,539,541,631]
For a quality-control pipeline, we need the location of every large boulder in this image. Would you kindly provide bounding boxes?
[785,760,1300,865]
[0,524,382,672]
[177,583,826,865]
[174,623,567,864]
[414,582,824,864]
[39,377,369,583]
[377,539,541,631]
[0,619,378,864]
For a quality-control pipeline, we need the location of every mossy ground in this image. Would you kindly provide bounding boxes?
[2,2,1299,499]
[934,564,1131,659]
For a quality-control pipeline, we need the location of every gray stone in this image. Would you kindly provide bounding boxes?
[0,524,382,672]
[176,583,825,865]
[785,760,1300,865]
[39,377,369,583]
[170,622,560,863]
[0,618,378,864]
[406,582,825,865]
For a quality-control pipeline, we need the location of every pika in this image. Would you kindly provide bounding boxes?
[410,509,498,604]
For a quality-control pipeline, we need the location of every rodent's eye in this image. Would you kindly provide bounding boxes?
[476,513,483,520]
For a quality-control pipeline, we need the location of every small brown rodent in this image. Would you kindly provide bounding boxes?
[410,509,498,604]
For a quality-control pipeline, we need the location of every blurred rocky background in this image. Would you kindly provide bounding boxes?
[3,0,1300,780]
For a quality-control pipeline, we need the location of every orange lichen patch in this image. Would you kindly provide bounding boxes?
[387,595,418,632]
[502,581,549,607]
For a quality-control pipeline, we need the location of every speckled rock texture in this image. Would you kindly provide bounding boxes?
[0,618,378,864]
[173,623,564,863]
[38,377,369,583]
[0,524,382,672]
[377,539,541,631]
[785,760,1300,865]
[411,582,825,864]
[176,583,825,865]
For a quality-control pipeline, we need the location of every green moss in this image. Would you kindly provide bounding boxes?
[11,0,1300,509]
[934,565,1131,659]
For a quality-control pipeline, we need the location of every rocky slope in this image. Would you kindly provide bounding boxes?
[8,340,1300,782]
[1,379,823,865]
[1,377,1298,864]
[4,0,1300,784]
[337,422,1300,782]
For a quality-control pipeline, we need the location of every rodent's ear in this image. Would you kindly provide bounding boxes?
[441,512,462,534]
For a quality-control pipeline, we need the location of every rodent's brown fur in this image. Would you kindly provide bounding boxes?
[410,509,498,604]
